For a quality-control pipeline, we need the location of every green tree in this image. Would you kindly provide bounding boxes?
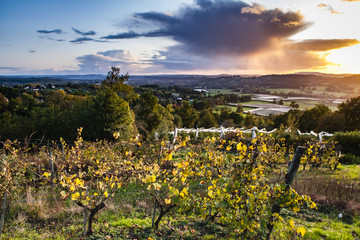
[134,92,163,138]
[101,67,138,102]
[316,112,346,132]
[299,105,331,131]
[177,101,198,128]
[338,96,360,130]
[86,87,135,140]
[290,101,299,109]
[197,109,218,128]
[0,93,8,112]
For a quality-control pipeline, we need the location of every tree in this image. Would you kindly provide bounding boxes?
[133,92,171,138]
[299,105,331,131]
[177,101,198,128]
[316,112,346,133]
[86,87,135,140]
[290,101,299,109]
[197,109,218,128]
[236,104,243,113]
[338,96,360,130]
[101,67,138,102]
[0,93,8,112]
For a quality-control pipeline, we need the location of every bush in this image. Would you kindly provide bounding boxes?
[334,131,360,156]
[339,154,360,165]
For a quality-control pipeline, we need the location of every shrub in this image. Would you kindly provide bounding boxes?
[334,131,360,156]
[339,154,360,165]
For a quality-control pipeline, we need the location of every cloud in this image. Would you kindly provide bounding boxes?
[69,37,106,44]
[102,30,141,39]
[106,1,309,57]
[28,50,36,53]
[0,67,24,70]
[100,0,358,73]
[71,27,96,36]
[75,49,146,73]
[288,39,360,51]
[39,36,66,42]
[317,3,340,14]
[37,29,63,34]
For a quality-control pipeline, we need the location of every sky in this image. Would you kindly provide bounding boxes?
[0,0,359,75]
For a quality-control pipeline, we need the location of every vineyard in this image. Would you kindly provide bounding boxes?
[0,130,359,239]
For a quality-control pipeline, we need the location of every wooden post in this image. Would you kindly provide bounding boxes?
[49,149,55,191]
[151,144,162,228]
[0,191,7,238]
[83,188,89,237]
[195,127,199,140]
[266,146,306,240]
[220,126,224,139]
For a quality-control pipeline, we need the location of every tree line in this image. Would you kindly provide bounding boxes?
[1,67,360,142]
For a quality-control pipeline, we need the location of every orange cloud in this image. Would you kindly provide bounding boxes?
[287,39,360,51]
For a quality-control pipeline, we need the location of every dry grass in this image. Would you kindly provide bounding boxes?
[293,174,360,215]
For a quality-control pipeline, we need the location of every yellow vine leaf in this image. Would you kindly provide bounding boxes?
[236,143,243,151]
[293,206,300,213]
[166,153,173,161]
[297,227,305,236]
[104,191,109,198]
[42,172,51,178]
[262,145,267,153]
[71,192,80,201]
[165,198,171,204]
[75,178,83,186]
[208,190,213,198]
[289,220,295,229]
[180,188,188,198]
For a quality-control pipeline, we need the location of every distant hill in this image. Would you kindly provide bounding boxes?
[1,73,360,90]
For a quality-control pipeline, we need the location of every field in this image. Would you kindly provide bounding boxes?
[208,88,342,112]
[1,133,359,239]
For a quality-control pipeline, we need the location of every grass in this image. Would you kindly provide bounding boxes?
[273,208,360,240]
[267,87,350,99]
[213,105,238,112]
[335,164,360,180]
[208,89,243,96]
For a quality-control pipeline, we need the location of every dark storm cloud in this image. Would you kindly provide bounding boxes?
[133,12,180,24]
[37,29,63,34]
[102,29,171,39]
[104,0,309,57]
[71,27,96,36]
[69,37,106,43]
[102,30,141,39]
[288,39,360,51]
[195,0,213,8]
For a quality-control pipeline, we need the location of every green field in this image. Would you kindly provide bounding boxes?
[267,87,349,99]
[208,89,243,96]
